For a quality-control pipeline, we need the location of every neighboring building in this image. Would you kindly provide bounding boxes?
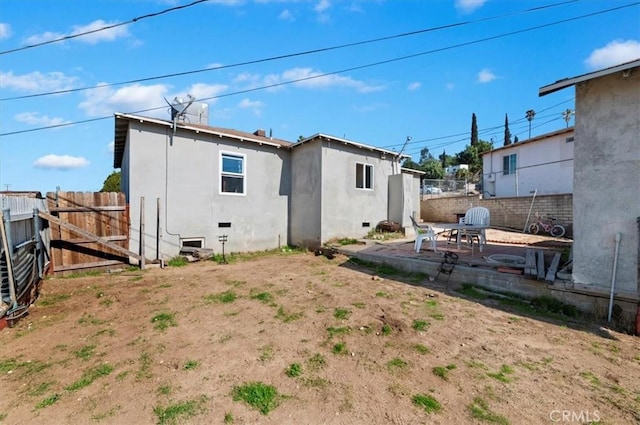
[444,164,468,176]
[113,113,420,258]
[481,127,574,198]
[539,59,640,317]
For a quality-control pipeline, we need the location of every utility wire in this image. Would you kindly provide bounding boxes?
[382,98,574,151]
[0,0,581,101]
[0,2,631,137]
[0,0,212,55]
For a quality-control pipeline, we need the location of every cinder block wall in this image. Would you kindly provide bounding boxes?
[421,194,573,236]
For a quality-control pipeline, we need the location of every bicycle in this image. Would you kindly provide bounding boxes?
[528,212,565,237]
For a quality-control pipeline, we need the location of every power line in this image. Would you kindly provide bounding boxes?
[0,0,212,55]
[383,98,575,152]
[0,2,633,137]
[0,0,582,102]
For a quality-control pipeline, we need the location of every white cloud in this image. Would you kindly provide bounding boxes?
[33,154,89,170]
[24,31,64,46]
[585,39,640,70]
[279,9,295,21]
[455,0,486,13]
[79,83,170,117]
[238,98,264,115]
[0,23,12,39]
[182,83,227,100]
[15,112,71,127]
[79,82,226,118]
[477,68,497,83]
[24,20,129,46]
[0,71,79,93]
[267,67,384,93]
[407,82,421,91]
[108,141,115,154]
[315,0,331,23]
[315,0,331,13]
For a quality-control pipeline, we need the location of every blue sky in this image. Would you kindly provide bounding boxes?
[1,0,639,192]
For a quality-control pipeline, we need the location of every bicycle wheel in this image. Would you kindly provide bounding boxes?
[528,223,540,234]
[550,224,565,238]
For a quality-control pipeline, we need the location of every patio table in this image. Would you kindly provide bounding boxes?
[432,223,490,251]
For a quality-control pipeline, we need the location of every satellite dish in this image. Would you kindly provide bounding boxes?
[164,94,196,133]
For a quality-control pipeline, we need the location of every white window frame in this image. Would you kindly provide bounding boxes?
[355,162,374,190]
[502,154,517,176]
[220,151,246,195]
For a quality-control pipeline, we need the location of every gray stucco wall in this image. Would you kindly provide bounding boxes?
[290,142,323,248]
[572,70,639,296]
[388,173,420,228]
[126,121,290,258]
[320,141,395,242]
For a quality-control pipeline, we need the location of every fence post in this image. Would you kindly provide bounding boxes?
[33,208,43,277]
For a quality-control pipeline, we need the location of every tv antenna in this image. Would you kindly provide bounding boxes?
[164,94,195,134]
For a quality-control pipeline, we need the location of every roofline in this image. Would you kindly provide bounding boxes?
[113,113,293,168]
[400,167,426,175]
[482,127,574,156]
[539,58,640,96]
[294,133,410,159]
[114,113,287,149]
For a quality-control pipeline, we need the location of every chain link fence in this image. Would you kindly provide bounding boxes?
[421,178,479,197]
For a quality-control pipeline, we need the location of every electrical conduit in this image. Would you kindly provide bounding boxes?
[607,233,621,323]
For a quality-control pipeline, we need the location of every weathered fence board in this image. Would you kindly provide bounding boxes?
[46,191,130,275]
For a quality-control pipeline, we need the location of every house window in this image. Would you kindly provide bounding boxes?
[355,163,373,190]
[181,238,203,249]
[502,154,517,175]
[220,152,245,194]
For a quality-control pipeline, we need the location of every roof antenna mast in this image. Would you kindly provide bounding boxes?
[164,94,195,134]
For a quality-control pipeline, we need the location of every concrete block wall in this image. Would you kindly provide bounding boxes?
[421,194,573,236]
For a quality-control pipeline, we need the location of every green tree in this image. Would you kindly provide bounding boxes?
[101,170,121,192]
[419,147,434,164]
[470,113,478,146]
[422,159,445,179]
[455,140,492,182]
[439,150,455,168]
[503,113,512,146]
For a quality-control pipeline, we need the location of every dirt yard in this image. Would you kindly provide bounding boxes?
[1,251,639,425]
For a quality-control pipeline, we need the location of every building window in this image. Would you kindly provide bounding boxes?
[220,152,245,194]
[181,238,204,249]
[356,163,373,190]
[502,154,517,175]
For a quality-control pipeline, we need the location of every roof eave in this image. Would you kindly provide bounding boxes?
[539,58,640,96]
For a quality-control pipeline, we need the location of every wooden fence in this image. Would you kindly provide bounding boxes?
[46,191,130,275]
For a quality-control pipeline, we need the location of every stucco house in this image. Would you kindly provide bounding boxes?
[481,127,574,198]
[113,113,420,258]
[539,58,639,320]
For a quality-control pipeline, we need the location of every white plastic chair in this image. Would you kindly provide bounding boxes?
[409,216,437,252]
[459,207,490,252]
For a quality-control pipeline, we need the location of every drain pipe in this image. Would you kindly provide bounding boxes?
[607,233,622,322]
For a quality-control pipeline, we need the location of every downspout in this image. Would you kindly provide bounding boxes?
[607,232,622,322]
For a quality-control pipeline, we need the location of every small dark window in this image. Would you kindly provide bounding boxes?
[362,222,370,227]
[218,222,231,228]
[181,239,203,248]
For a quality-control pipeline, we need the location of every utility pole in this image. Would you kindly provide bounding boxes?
[526,109,536,140]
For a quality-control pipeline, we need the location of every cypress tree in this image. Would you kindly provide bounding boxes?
[471,113,478,146]
[503,113,512,146]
